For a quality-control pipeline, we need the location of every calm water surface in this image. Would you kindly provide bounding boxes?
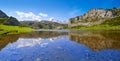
[0,30,120,61]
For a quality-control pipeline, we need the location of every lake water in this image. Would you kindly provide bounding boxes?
[0,30,120,61]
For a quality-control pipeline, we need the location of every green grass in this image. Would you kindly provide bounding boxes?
[0,31,6,35]
[0,24,33,35]
[71,24,120,30]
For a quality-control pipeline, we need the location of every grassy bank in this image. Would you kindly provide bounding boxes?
[0,25,33,35]
[71,24,120,30]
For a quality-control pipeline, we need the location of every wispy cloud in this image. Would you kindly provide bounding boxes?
[39,13,48,17]
[70,10,79,16]
[69,9,84,17]
[48,17,60,22]
[16,11,48,21]
[15,11,66,23]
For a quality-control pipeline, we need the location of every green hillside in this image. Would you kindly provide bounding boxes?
[0,10,33,35]
[0,25,33,35]
[20,21,68,29]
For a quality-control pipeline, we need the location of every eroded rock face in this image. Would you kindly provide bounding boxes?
[85,9,113,18]
[69,8,120,27]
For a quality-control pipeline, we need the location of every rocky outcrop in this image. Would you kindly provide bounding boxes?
[84,9,113,18]
[69,8,120,27]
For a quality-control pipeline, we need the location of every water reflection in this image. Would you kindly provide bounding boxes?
[69,31,120,51]
[0,34,19,50]
[20,31,68,38]
[0,31,67,50]
[0,30,120,61]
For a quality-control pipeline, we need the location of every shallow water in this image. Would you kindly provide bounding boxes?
[0,30,120,61]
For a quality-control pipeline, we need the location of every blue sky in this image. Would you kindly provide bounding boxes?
[0,0,120,22]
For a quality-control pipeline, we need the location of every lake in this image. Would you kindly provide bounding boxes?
[0,30,120,61]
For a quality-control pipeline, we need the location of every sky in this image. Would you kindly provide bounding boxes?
[0,0,120,22]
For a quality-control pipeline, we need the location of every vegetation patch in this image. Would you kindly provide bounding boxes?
[71,24,120,30]
[0,25,33,35]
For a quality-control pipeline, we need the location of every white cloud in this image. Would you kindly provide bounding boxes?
[39,13,48,17]
[49,17,54,21]
[16,11,35,18]
[48,17,59,22]
[48,17,68,23]
[16,11,48,21]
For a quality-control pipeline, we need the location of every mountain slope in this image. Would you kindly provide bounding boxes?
[69,8,120,28]
[0,10,33,35]
[20,20,68,29]
[0,10,20,26]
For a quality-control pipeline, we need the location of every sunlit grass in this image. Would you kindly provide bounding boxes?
[71,24,120,30]
[0,24,33,35]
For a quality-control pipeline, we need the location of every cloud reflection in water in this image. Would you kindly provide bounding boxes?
[16,37,59,48]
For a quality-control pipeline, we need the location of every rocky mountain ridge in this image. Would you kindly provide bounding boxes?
[69,8,120,27]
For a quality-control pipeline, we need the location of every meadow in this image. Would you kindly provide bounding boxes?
[0,24,33,35]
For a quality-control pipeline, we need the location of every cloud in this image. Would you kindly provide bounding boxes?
[49,17,54,21]
[69,9,84,17]
[16,11,48,21]
[39,13,48,17]
[48,17,60,22]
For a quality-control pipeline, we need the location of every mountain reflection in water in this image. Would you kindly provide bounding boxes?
[0,31,120,61]
[69,31,120,51]
[0,31,67,49]
[0,34,19,50]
